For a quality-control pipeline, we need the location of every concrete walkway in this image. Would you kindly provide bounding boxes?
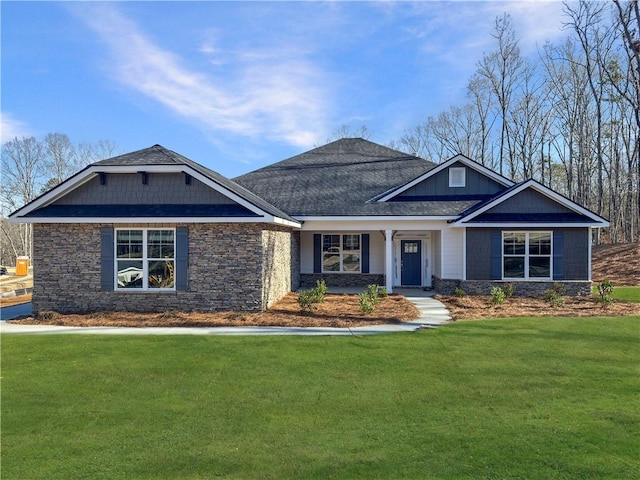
[0,288,451,336]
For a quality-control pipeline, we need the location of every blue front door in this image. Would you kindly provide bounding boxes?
[401,240,421,286]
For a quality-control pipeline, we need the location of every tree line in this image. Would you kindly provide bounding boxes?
[391,0,639,243]
[0,133,118,265]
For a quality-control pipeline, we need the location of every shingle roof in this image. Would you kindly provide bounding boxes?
[93,145,297,223]
[234,138,474,216]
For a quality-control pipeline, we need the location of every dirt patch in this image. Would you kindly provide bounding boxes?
[437,294,640,321]
[592,243,639,285]
[9,293,420,328]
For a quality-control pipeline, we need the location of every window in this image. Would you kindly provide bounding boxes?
[116,229,175,290]
[449,167,466,187]
[322,234,360,272]
[503,232,551,279]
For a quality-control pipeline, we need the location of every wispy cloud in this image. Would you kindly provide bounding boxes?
[68,3,328,148]
[0,113,32,144]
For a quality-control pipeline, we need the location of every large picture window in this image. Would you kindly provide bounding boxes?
[503,231,551,279]
[322,234,361,272]
[116,229,175,290]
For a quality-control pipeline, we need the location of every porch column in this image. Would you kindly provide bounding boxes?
[385,229,393,293]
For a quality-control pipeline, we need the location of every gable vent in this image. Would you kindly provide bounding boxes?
[449,167,465,188]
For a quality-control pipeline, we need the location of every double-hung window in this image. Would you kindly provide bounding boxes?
[322,234,361,272]
[503,231,551,279]
[116,229,175,290]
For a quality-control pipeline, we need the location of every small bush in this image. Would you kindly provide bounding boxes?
[298,290,320,312]
[543,288,565,307]
[367,284,382,303]
[454,287,466,298]
[378,286,388,298]
[297,280,329,313]
[551,282,566,296]
[597,280,614,306]
[503,283,515,298]
[359,292,376,314]
[314,279,328,302]
[490,287,506,305]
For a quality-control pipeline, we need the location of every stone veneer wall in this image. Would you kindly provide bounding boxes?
[261,226,295,309]
[433,276,591,296]
[299,273,385,289]
[33,222,295,314]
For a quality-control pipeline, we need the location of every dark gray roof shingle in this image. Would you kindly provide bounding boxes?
[233,138,472,216]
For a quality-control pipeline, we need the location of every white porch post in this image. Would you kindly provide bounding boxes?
[385,229,393,293]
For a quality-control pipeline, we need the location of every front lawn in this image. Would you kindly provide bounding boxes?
[2,316,639,479]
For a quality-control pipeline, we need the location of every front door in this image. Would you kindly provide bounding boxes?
[401,240,421,286]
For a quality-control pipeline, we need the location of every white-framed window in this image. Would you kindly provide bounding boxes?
[503,231,552,280]
[322,234,361,273]
[115,228,175,290]
[449,167,466,187]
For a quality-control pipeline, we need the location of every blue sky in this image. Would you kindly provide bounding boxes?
[1,1,570,178]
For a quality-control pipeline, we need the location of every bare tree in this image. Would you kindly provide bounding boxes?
[476,13,525,175]
[44,133,79,187]
[1,136,46,258]
[323,125,373,144]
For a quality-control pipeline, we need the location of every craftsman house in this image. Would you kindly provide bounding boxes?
[9,138,608,314]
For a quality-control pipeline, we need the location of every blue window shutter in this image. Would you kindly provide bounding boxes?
[362,234,370,273]
[553,231,564,280]
[491,231,502,280]
[100,227,114,290]
[176,227,189,291]
[313,234,322,273]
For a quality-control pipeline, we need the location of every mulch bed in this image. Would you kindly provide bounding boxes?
[9,293,420,328]
[437,294,640,321]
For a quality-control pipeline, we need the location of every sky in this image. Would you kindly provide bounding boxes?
[1,1,572,178]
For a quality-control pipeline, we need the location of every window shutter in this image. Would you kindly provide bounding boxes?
[313,234,321,273]
[100,227,114,290]
[361,234,370,273]
[553,231,564,280]
[491,231,502,280]
[176,227,189,291]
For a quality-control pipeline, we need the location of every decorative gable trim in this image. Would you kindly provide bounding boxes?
[9,164,301,228]
[375,154,514,203]
[452,179,609,227]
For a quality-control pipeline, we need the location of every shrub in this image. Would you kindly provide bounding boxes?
[597,280,614,306]
[314,279,328,302]
[551,282,566,296]
[298,290,320,312]
[543,288,565,307]
[503,283,515,298]
[367,284,382,303]
[378,286,388,298]
[297,280,329,313]
[490,287,506,305]
[454,287,466,298]
[359,292,376,314]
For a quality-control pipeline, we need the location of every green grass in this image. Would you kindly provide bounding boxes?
[592,285,640,302]
[2,316,639,479]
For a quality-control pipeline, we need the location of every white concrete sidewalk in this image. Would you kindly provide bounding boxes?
[0,289,451,336]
